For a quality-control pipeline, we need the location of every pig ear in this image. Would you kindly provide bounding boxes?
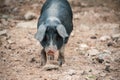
[35,24,47,42]
[56,24,68,38]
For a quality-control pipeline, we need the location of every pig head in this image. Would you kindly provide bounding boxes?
[35,17,68,55]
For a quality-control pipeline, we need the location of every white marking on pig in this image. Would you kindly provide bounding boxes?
[47,17,61,23]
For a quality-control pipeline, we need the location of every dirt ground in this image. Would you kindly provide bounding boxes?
[0,0,120,80]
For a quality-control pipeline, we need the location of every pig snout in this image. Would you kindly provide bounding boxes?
[48,50,54,55]
[45,46,57,55]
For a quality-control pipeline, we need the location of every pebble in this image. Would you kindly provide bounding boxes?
[97,50,112,63]
[59,75,80,80]
[111,33,120,41]
[1,15,9,19]
[80,24,90,31]
[42,64,59,71]
[71,31,75,37]
[105,65,110,72]
[100,72,106,77]
[1,19,9,26]
[16,21,37,28]
[67,69,76,76]
[108,35,120,47]
[0,30,7,36]
[30,57,36,63]
[99,35,111,41]
[7,39,15,44]
[32,3,39,9]
[87,48,100,56]
[81,70,88,75]
[24,11,37,20]
[90,36,97,39]
[79,43,89,50]
[74,13,80,19]
[71,1,81,6]
[81,2,88,7]
[107,42,113,47]
[12,7,18,13]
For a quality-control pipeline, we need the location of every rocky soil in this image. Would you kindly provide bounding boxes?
[0,0,120,80]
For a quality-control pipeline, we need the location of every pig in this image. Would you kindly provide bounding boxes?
[35,0,73,66]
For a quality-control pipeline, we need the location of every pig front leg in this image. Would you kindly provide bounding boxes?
[58,44,65,66]
[40,49,47,66]
[47,54,54,60]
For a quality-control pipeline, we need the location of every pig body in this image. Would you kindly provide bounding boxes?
[35,0,73,66]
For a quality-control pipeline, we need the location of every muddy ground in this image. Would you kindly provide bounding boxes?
[0,0,120,80]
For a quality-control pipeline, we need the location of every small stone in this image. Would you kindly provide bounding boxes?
[72,1,81,6]
[1,19,8,26]
[107,42,113,47]
[89,69,92,72]
[30,57,36,63]
[81,71,88,75]
[100,72,106,77]
[67,69,76,76]
[97,50,112,63]
[2,15,9,19]
[32,3,39,9]
[79,44,89,48]
[42,64,59,71]
[87,48,100,56]
[79,43,89,50]
[12,7,18,12]
[90,36,97,39]
[7,39,15,44]
[24,11,37,20]
[96,58,104,63]
[80,24,90,31]
[105,65,110,72]
[74,13,80,19]
[78,43,89,55]
[81,2,88,7]
[103,50,111,54]
[88,75,96,79]
[100,35,111,41]
[71,31,75,37]
[111,33,120,41]
[16,21,37,28]
[0,30,7,36]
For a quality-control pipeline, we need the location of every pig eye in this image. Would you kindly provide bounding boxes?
[56,36,60,41]
[44,35,48,41]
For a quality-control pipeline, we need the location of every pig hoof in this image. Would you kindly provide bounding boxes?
[58,59,65,66]
[41,63,46,66]
[48,55,54,60]
[40,61,46,66]
[50,55,54,60]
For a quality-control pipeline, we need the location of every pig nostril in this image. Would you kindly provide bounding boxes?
[48,50,54,53]
[47,50,55,55]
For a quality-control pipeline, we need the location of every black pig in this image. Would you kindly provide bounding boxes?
[35,0,73,66]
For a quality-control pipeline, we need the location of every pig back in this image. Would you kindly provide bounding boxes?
[38,0,73,35]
